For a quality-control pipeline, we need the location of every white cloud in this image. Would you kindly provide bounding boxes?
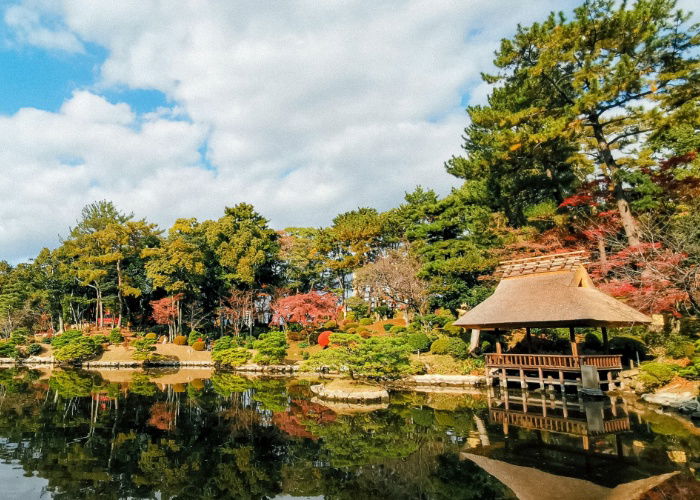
[4,1,83,53]
[1,0,581,263]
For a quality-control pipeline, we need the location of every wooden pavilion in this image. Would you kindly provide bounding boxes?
[454,251,651,393]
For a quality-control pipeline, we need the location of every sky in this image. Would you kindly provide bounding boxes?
[1,0,695,264]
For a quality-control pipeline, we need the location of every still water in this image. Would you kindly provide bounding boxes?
[0,367,698,499]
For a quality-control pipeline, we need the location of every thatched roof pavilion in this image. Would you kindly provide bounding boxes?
[455,252,651,391]
[454,251,651,330]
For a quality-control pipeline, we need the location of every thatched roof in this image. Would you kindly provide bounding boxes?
[461,453,678,500]
[454,252,651,329]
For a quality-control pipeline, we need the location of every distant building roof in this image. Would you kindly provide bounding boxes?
[454,251,651,329]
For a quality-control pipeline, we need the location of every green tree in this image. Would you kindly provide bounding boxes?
[204,203,280,288]
[459,0,700,246]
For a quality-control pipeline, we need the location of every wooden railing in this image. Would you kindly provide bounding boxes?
[485,353,622,370]
[490,408,630,435]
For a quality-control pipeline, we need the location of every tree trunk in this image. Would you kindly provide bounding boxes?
[116,260,123,328]
[589,119,640,247]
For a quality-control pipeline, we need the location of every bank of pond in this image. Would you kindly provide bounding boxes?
[0,367,698,499]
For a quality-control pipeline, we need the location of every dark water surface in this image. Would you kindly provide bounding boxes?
[0,367,698,499]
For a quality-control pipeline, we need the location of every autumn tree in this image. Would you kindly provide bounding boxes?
[270,291,340,330]
[354,248,430,318]
[151,294,183,339]
[221,289,256,337]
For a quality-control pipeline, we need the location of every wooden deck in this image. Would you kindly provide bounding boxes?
[485,353,623,393]
[485,353,622,371]
[490,408,630,436]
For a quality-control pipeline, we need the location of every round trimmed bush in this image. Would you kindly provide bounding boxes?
[323,320,338,330]
[389,326,406,334]
[343,322,359,330]
[145,333,157,340]
[358,329,372,338]
[383,324,393,332]
[173,335,187,345]
[27,343,42,356]
[192,341,206,351]
[108,329,124,344]
[430,337,450,355]
[407,333,431,353]
[446,337,468,359]
[359,318,373,326]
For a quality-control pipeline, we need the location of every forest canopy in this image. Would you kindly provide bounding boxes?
[1,0,698,338]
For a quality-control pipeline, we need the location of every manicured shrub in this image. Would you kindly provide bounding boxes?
[638,361,677,390]
[213,336,234,352]
[329,333,362,346]
[323,320,338,330]
[303,336,412,379]
[252,331,288,365]
[299,341,310,348]
[359,318,373,326]
[358,329,372,338]
[430,337,450,355]
[173,335,187,345]
[443,322,464,336]
[389,325,406,334]
[343,322,359,330]
[344,312,357,322]
[212,347,250,367]
[53,337,103,363]
[407,332,431,353]
[27,343,42,356]
[346,328,357,334]
[188,330,205,346]
[610,335,646,361]
[145,333,157,340]
[302,351,310,360]
[0,341,19,359]
[383,324,393,332]
[92,334,108,345]
[446,337,468,359]
[51,330,83,348]
[108,329,124,344]
[583,333,602,351]
[131,337,157,360]
[10,329,28,345]
[192,341,206,351]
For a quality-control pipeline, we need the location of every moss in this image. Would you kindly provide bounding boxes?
[638,361,677,390]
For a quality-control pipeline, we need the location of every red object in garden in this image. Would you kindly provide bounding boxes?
[317,331,332,348]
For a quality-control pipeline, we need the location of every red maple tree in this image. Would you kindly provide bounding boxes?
[270,291,340,328]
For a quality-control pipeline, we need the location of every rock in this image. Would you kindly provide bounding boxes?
[642,391,697,409]
[677,398,700,414]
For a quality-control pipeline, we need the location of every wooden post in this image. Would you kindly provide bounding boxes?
[469,329,481,353]
[496,341,502,355]
[519,368,527,389]
[601,326,609,353]
[538,367,544,390]
[569,326,578,358]
[559,370,565,393]
[526,327,532,353]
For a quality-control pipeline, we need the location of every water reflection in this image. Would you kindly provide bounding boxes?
[0,368,697,499]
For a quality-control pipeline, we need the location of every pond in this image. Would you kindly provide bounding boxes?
[0,367,698,499]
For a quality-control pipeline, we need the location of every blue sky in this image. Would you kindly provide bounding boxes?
[0,0,695,264]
